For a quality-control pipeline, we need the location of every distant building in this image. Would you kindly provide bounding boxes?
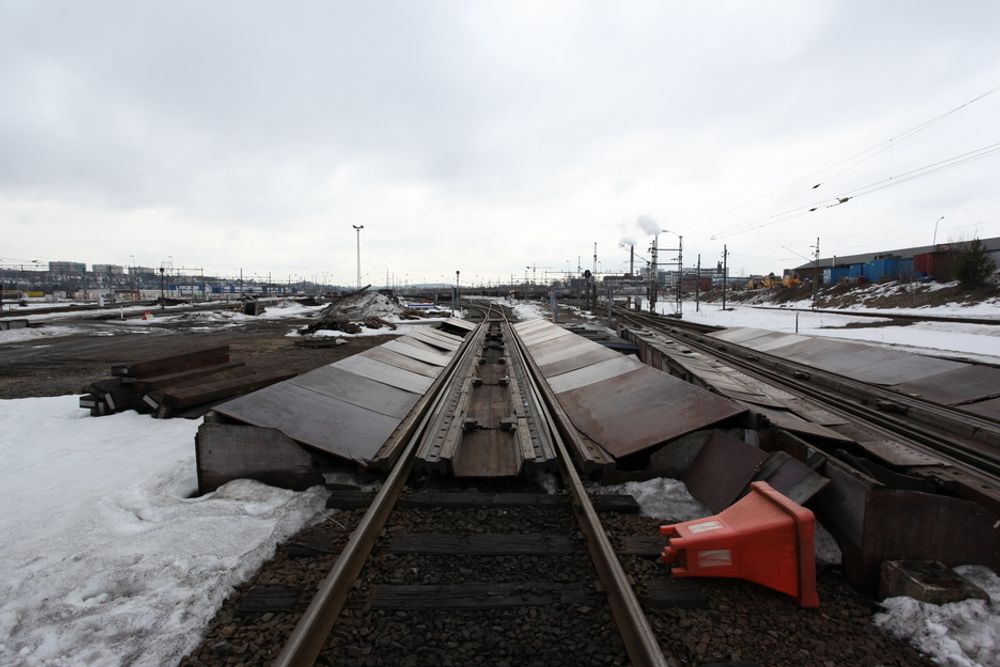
[48,261,86,273]
[92,264,125,275]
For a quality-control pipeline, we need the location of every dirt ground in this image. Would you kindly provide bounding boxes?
[0,317,397,400]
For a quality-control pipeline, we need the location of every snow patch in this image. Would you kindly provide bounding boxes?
[596,478,710,521]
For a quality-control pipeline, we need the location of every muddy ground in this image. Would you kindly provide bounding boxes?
[0,316,396,400]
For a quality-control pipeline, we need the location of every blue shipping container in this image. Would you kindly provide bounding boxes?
[849,263,865,278]
[831,267,850,282]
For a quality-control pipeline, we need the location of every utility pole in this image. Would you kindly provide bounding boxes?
[675,235,683,318]
[811,237,820,310]
[695,254,701,312]
[454,270,460,316]
[353,224,364,289]
[629,245,634,276]
[721,244,729,311]
[649,234,659,313]
[592,242,597,276]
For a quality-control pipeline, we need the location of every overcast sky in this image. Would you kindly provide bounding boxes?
[2,1,999,285]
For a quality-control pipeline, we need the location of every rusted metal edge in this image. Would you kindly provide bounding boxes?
[508,317,668,667]
[273,317,486,667]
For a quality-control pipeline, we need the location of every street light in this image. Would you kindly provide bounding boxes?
[352,225,364,289]
[932,216,945,245]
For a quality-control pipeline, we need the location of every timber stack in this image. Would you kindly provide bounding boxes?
[78,345,293,419]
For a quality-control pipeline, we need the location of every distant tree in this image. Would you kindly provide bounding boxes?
[956,238,996,288]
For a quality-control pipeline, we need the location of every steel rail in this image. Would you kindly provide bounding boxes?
[616,309,1000,484]
[273,311,490,667]
[505,312,669,667]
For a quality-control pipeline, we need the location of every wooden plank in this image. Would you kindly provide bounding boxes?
[325,490,638,512]
[124,361,247,391]
[163,371,295,410]
[234,585,299,616]
[368,583,593,610]
[113,345,230,378]
[389,533,576,555]
[195,422,324,493]
[619,535,667,557]
[639,578,707,609]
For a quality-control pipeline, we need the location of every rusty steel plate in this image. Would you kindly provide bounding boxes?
[555,366,747,458]
[856,440,944,467]
[681,430,769,513]
[959,396,1000,420]
[537,344,620,378]
[891,365,1000,405]
[547,355,644,394]
[753,406,854,442]
[385,338,453,366]
[216,383,402,463]
[335,355,434,394]
[358,346,442,379]
[289,366,420,419]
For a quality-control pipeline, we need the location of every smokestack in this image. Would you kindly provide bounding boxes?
[630,245,634,276]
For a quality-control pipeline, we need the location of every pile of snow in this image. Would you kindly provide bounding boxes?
[260,300,325,320]
[0,396,327,666]
[875,565,1000,667]
[318,290,404,320]
[510,300,548,321]
[171,310,251,323]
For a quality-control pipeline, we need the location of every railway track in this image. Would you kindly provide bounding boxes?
[273,305,667,667]
[613,307,1000,511]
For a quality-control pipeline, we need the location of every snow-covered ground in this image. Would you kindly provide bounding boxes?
[655,301,1000,364]
[0,396,327,666]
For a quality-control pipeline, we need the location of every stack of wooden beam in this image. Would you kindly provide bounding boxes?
[79,345,294,419]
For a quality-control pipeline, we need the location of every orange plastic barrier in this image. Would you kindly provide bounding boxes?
[660,481,819,607]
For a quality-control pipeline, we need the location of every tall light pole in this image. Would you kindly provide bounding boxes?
[932,216,945,245]
[352,225,364,289]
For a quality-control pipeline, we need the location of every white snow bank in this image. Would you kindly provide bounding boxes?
[597,478,710,521]
[0,325,86,345]
[0,396,327,666]
[875,565,1000,667]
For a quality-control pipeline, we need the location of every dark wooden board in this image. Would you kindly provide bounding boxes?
[113,345,230,378]
[325,490,638,513]
[619,535,667,557]
[389,533,576,555]
[124,361,246,391]
[639,577,708,609]
[368,582,594,610]
[234,585,299,616]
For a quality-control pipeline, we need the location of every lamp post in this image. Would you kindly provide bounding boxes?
[352,225,364,289]
[932,216,945,245]
[453,270,460,316]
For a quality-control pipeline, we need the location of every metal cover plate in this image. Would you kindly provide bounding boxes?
[521,328,573,346]
[538,345,620,378]
[891,365,1000,405]
[385,338,453,366]
[407,327,462,351]
[359,346,442,379]
[445,317,476,331]
[842,354,960,386]
[531,337,599,367]
[289,365,420,419]
[856,440,943,467]
[335,354,434,394]
[708,327,773,343]
[547,354,645,394]
[681,430,769,513]
[959,396,1000,420]
[555,366,747,458]
[750,334,811,352]
[216,383,401,463]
